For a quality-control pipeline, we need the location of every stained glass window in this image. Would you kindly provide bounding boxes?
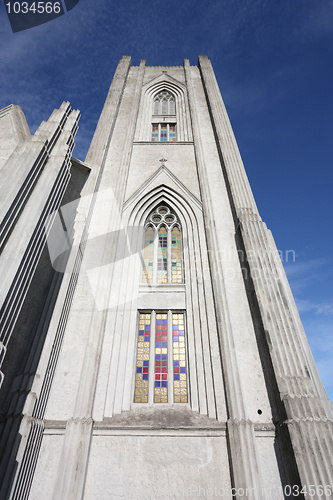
[160,125,167,142]
[169,97,175,115]
[154,313,168,403]
[152,124,158,142]
[151,124,177,142]
[171,227,182,283]
[134,313,151,403]
[134,311,187,404]
[142,226,154,284]
[162,98,168,115]
[142,206,183,284]
[153,91,176,115]
[152,91,177,142]
[172,313,187,403]
[169,124,176,142]
[157,226,168,284]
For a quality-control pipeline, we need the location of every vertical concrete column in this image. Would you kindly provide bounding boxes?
[52,59,147,500]
[184,59,264,500]
[85,56,132,170]
[0,102,80,388]
[4,58,133,500]
[199,55,333,497]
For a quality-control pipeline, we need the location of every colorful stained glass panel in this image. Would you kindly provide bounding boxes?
[160,125,167,142]
[134,314,151,403]
[152,124,158,141]
[173,313,187,403]
[142,226,154,283]
[169,124,176,142]
[154,313,168,402]
[157,227,168,284]
[171,227,182,283]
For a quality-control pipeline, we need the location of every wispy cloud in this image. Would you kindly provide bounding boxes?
[296,298,333,316]
[284,257,333,295]
[284,255,333,400]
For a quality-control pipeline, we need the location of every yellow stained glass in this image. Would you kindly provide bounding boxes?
[171,227,182,283]
[157,227,168,284]
[142,226,154,284]
[172,313,187,403]
[134,313,151,403]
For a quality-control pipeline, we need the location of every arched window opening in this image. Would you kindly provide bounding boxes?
[152,91,177,142]
[141,205,183,284]
[153,91,176,116]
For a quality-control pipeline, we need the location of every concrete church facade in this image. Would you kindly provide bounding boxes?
[0,56,332,499]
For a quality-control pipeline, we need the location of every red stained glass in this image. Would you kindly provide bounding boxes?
[154,313,168,402]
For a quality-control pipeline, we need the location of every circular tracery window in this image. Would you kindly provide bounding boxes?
[148,206,178,227]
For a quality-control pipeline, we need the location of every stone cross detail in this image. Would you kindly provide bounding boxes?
[159,158,167,167]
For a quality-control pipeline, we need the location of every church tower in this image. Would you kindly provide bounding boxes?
[1,56,332,500]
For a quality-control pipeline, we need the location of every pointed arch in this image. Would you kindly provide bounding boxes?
[134,74,192,142]
[121,184,225,417]
[141,203,184,284]
[153,90,176,116]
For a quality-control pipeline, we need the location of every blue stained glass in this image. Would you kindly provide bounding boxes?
[143,360,149,366]
[173,337,178,342]
[156,342,161,347]
[162,354,167,360]
[162,381,167,387]
[156,320,161,325]
[145,325,150,330]
[174,360,179,366]
[145,336,150,341]
[179,331,184,335]
[143,374,149,380]
[162,342,167,348]
[137,367,142,373]
[180,367,186,373]
[139,330,144,335]
[155,381,161,387]
[162,320,167,324]
[156,354,161,360]
[173,325,178,330]
[174,374,180,380]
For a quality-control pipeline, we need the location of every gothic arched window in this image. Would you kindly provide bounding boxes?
[142,206,183,284]
[153,91,176,116]
[152,91,177,142]
[135,205,187,405]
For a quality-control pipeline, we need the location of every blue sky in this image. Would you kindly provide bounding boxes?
[1,0,332,399]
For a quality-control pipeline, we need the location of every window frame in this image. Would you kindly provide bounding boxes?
[133,310,188,406]
[153,91,176,116]
[142,206,183,285]
[151,122,177,142]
